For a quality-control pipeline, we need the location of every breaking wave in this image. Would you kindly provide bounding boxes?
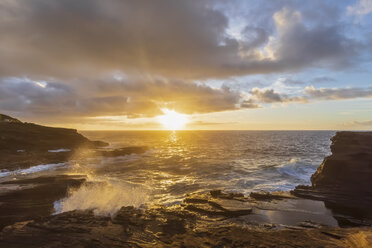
[276,158,316,183]
[0,163,66,178]
[54,178,149,216]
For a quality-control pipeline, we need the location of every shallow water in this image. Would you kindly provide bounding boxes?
[2,131,335,215]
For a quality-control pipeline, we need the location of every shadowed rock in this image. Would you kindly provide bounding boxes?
[0,114,22,123]
[293,131,372,226]
[0,114,109,170]
[250,191,295,201]
[98,146,148,157]
[0,114,149,172]
[0,120,108,152]
[1,201,371,248]
[0,175,86,230]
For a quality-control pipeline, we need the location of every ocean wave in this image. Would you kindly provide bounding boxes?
[48,148,71,152]
[0,170,11,178]
[54,179,149,216]
[276,158,315,182]
[0,162,67,178]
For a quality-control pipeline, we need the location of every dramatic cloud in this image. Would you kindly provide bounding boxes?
[0,0,371,128]
[0,1,365,80]
[265,7,359,69]
[2,76,370,123]
[0,77,242,118]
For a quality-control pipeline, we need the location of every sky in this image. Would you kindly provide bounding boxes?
[0,0,372,130]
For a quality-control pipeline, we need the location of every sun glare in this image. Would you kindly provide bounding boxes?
[157,109,189,130]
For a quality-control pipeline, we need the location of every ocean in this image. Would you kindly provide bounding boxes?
[1,131,335,216]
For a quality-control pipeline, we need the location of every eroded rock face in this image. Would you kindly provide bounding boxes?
[0,175,86,230]
[293,132,372,225]
[311,131,372,193]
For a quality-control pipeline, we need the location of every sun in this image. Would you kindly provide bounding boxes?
[157,109,189,130]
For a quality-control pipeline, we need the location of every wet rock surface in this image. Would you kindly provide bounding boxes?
[0,175,86,230]
[98,146,148,157]
[1,191,372,247]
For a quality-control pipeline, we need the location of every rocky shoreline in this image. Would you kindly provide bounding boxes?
[0,114,148,171]
[0,115,148,230]
[0,116,371,247]
[1,190,371,247]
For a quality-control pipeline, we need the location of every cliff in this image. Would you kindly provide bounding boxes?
[1,191,372,247]
[0,114,108,170]
[0,120,107,152]
[311,131,372,194]
[293,131,372,225]
[0,114,22,123]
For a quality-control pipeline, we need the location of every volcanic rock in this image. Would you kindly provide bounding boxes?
[293,131,372,225]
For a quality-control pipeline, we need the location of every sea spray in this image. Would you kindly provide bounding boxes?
[0,163,67,178]
[276,158,316,182]
[54,179,149,216]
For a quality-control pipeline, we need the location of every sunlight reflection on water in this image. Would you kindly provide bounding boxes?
[46,130,334,215]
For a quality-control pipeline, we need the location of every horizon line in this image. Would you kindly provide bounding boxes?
[78,129,372,132]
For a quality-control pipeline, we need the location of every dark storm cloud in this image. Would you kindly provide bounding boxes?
[0,77,241,118]
[0,0,365,79]
[268,7,360,70]
[0,78,75,114]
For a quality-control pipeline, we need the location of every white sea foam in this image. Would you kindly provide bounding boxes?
[0,170,11,178]
[54,179,148,216]
[276,158,315,182]
[0,162,66,178]
[20,163,66,174]
[48,149,71,152]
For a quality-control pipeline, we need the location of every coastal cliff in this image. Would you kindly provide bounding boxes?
[0,114,108,170]
[311,131,372,194]
[293,131,372,226]
[0,114,107,152]
[0,115,148,229]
